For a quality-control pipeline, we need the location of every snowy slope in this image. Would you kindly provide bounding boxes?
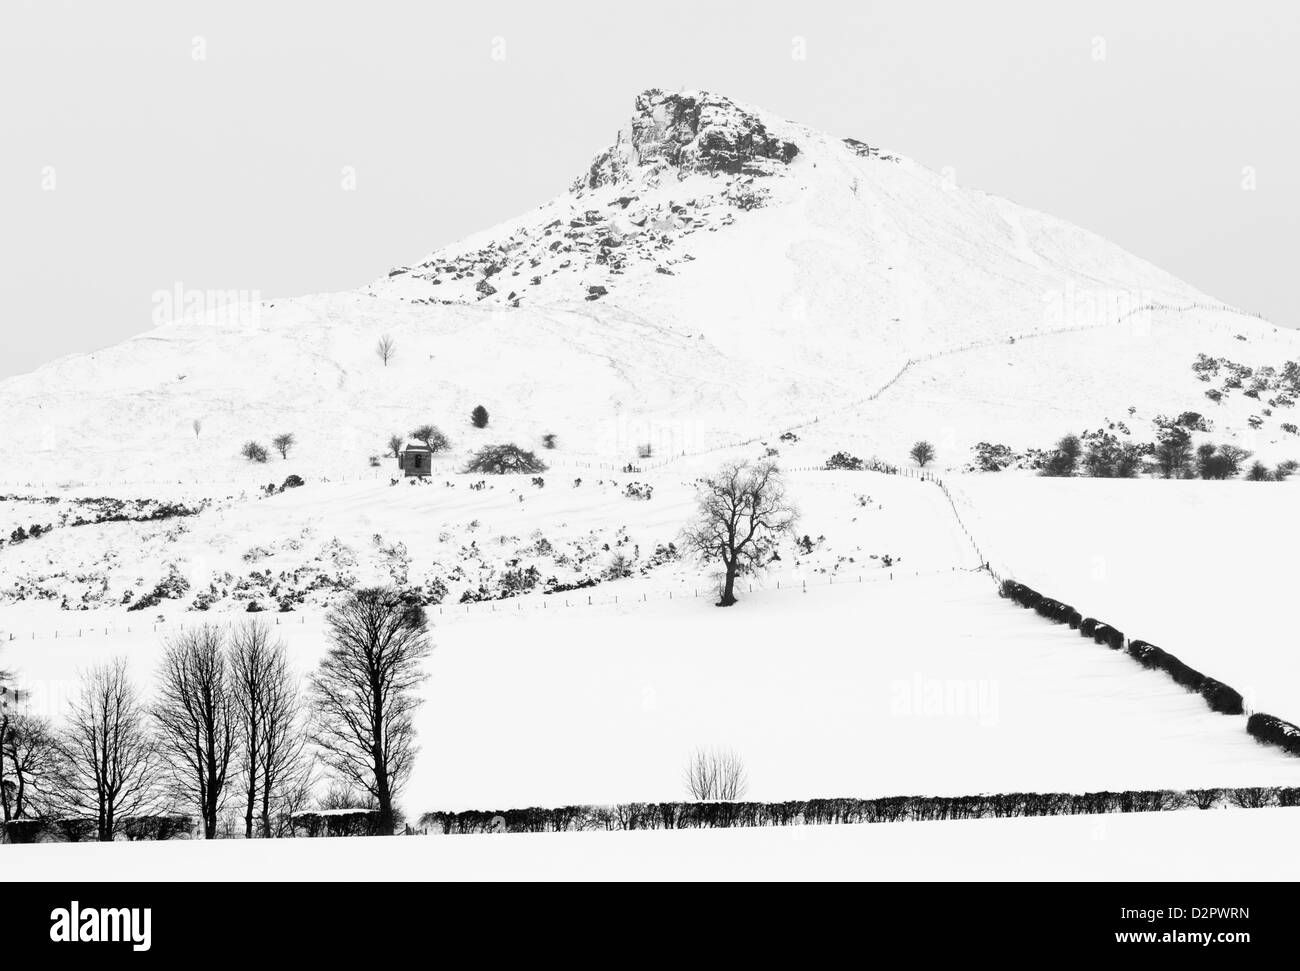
[0,87,1264,484]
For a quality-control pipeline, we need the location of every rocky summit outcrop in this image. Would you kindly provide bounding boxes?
[580,88,800,189]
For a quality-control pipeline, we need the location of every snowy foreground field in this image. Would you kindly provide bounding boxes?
[5,808,1299,881]
[4,467,1298,817]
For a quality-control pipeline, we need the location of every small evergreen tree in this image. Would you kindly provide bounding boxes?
[471,405,489,429]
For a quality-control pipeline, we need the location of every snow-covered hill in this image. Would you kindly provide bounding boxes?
[2,86,1282,485]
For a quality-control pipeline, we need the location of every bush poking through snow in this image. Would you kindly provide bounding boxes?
[463,444,548,475]
[1127,640,1205,691]
[1246,713,1300,756]
[471,405,489,429]
[825,451,864,471]
[1041,434,1081,477]
[241,441,269,464]
[1199,678,1244,715]
[542,433,558,449]
[127,566,191,612]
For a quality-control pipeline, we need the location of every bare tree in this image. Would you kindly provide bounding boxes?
[309,587,431,834]
[387,434,404,459]
[682,460,797,606]
[318,781,373,811]
[1,713,60,820]
[910,440,935,467]
[376,334,396,367]
[154,626,236,839]
[57,659,164,840]
[410,424,450,453]
[272,432,296,459]
[229,621,310,838]
[0,669,20,821]
[684,748,748,801]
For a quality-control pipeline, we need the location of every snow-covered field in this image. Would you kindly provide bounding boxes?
[3,88,1297,874]
[5,470,1297,817]
[6,807,1298,882]
[959,474,1300,721]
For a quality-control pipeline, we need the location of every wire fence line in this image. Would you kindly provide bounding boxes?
[3,611,312,644]
[2,467,990,644]
[2,561,982,644]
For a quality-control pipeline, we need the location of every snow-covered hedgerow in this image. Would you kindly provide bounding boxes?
[1000,579,1243,715]
[1246,713,1300,756]
[417,786,1300,836]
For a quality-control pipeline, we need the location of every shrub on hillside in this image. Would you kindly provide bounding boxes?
[1246,713,1300,756]
[1127,640,1205,691]
[825,451,864,471]
[1040,434,1081,477]
[1198,678,1244,715]
[282,474,305,490]
[464,444,548,475]
[242,441,269,463]
[970,442,1017,472]
[1091,623,1123,649]
[471,405,490,429]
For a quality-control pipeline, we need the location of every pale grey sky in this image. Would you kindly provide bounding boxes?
[1,0,1295,378]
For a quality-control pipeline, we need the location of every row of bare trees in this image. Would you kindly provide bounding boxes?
[1,587,431,841]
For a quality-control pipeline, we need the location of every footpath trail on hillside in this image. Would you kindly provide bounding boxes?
[638,301,1267,474]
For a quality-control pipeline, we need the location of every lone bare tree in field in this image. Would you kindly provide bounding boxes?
[684,748,749,801]
[272,432,296,459]
[154,626,236,839]
[309,588,431,834]
[910,440,935,467]
[376,334,396,367]
[683,460,797,606]
[58,659,164,841]
[230,621,310,838]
